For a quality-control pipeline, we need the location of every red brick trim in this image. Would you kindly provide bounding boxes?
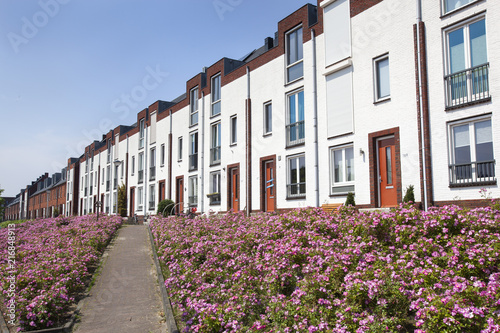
[350,0,384,17]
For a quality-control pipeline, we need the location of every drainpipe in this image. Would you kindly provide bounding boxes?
[144,125,149,219]
[200,92,205,214]
[312,29,320,208]
[416,0,428,211]
[246,66,252,217]
[168,110,173,200]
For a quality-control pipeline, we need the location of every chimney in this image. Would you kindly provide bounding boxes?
[265,37,274,50]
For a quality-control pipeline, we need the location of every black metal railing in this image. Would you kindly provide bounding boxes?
[189,154,198,171]
[287,182,306,197]
[286,120,305,147]
[445,63,489,108]
[449,160,496,186]
[210,146,221,165]
[138,170,144,184]
[150,167,156,181]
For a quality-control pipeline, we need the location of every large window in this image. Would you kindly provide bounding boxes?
[286,26,303,83]
[286,90,305,146]
[211,123,221,165]
[264,102,272,135]
[189,132,198,171]
[107,138,112,164]
[150,148,156,181]
[210,171,221,205]
[449,117,495,186]
[445,17,489,108]
[188,176,198,207]
[138,152,144,184]
[149,184,155,211]
[190,87,199,126]
[211,74,221,116]
[443,0,476,14]
[374,54,390,102]
[330,145,355,194]
[106,166,111,192]
[287,154,306,198]
[139,118,145,149]
[137,187,143,210]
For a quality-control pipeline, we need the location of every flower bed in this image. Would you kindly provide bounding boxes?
[151,205,500,332]
[0,215,122,331]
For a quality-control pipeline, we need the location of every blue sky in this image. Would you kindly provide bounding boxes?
[0,0,309,197]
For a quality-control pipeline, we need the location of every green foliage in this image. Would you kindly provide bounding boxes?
[117,183,127,217]
[345,192,355,206]
[158,199,175,216]
[403,185,415,203]
[53,207,60,217]
[0,219,27,228]
[0,186,4,220]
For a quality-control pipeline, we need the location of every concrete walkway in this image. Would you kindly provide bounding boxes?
[73,225,167,333]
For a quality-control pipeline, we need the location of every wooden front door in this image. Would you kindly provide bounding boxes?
[264,160,275,212]
[230,168,240,211]
[377,137,398,207]
[176,177,184,214]
[129,188,135,216]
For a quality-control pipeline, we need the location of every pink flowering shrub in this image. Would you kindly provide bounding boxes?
[151,205,500,332]
[0,215,122,331]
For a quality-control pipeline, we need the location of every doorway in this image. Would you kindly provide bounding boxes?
[176,176,184,214]
[377,136,398,207]
[228,166,240,211]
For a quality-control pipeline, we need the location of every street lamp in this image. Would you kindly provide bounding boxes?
[95,200,102,220]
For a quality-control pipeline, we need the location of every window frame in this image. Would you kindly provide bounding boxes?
[230,115,237,145]
[286,89,305,147]
[285,25,304,83]
[188,175,198,207]
[210,122,221,165]
[209,171,221,205]
[373,53,390,102]
[189,132,199,171]
[329,144,355,195]
[287,153,306,199]
[149,184,155,211]
[211,74,222,117]
[131,156,135,175]
[150,147,156,181]
[264,101,272,135]
[442,0,478,16]
[160,144,165,167]
[190,87,199,126]
[178,137,183,162]
[139,118,145,149]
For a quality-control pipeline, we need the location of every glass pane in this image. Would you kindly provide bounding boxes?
[231,117,237,143]
[212,101,221,116]
[290,158,297,185]
[470,19,487,67]
[265,104,272,133]
[454,124,470,148]
[334,150,344,183]
[445,0,473,13]
[449,28,465,74]
[288,30,297,64]
[299,156,306,184]
[288,62,304,82]
[377,58,390,99]
[212,76,220,101]
[475,120,493,161]
[297,28,303,61]
[289,94,296,124]
[345,147,354,182]
[298,91,304,121]
[385,147,393,185]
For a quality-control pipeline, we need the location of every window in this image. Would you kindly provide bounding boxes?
[131,156,135,175]
[139,118,145,149]
[210,172,221,205]
[230,115,237,145]
[91,151,94,171]
[149,185,155,211]
[102,168,105,185]
[188,176,198,207]
[287,154,306,198]
[330,145,355,194]
[90,173,93,196]
[105,193,110,213]
[160,144,165,166]
[211,123,221,165]
[443,0,476,14]
[113,192,117,214]
[190,87,199,126]
[286,90,305,146]
[138,152,144,184]
[449,117,495,186]
[211,74,221,116]
[374,54,390,101]
[121,163,124,179]
[445,17,489,108]
[189,132,198,171]
[178,137,183,161]
[150,148,156,181]
[137,187,143,210]
[264,102,272,135]
[106,166,111,192]
[286,26,304,83]
[107,138,112,164]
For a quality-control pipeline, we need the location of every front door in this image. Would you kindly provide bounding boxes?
[377,137,398,207]
[264,161,275,212]
[230,168,239,211]
[176,177,184,214]
[129,188,135,216]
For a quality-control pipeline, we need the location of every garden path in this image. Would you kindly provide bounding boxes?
[72,225,167,333]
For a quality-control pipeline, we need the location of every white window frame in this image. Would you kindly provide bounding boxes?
[330,144,355,195]
[149,184,155,211]
[286,26,304,83]
[230,115,237,145]
[139,118,145,149]
[178,137,183,161]
[209,171,221,205]
[107,138,112,164]
[189,132,198,171]
[160,144,165,167]
[373,54,390,102]
[211,74,221,117]
[211,122,221,165]
[188,176,198,207]
[137,186,143,210]
[150,147,156,181]
[287,154,306,198]
[190,87,199,126]
[442,0,477,15]
[264,102,272,135]
[138,152,144,184]
[131,156,135,175]
[286,89,305,146]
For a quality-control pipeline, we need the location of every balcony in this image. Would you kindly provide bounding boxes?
[286,121,305,147]
[445,63,490,109]
[210,146,221,165]
[150,167,156,181]
[138,170,144,184]
[449,160,496,187]
[189,154,198,171]
[287,182,306,198]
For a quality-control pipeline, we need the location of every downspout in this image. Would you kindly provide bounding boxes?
[168,110,173,200]
[246,66,252,217]
[126,135,129,216]
[416,0,428,211]
[312,29,320,208]
[200,92,205,214]
[144,125,149,219]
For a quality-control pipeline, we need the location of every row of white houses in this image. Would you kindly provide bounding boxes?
[6,0,499,221]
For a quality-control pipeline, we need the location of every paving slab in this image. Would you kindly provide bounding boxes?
[73,225,167,333]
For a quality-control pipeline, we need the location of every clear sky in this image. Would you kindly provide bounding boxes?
[0,0,309,197]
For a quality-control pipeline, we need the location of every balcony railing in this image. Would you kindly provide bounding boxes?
[106,180,110,192]
[138,170,144,184]
[286,121,305,147]
[150,167,156,181]
[287,182,306,198]
[445,63,490,108]
[189,154,198,171]
[449,160,496,187]
[210,146,221,165]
